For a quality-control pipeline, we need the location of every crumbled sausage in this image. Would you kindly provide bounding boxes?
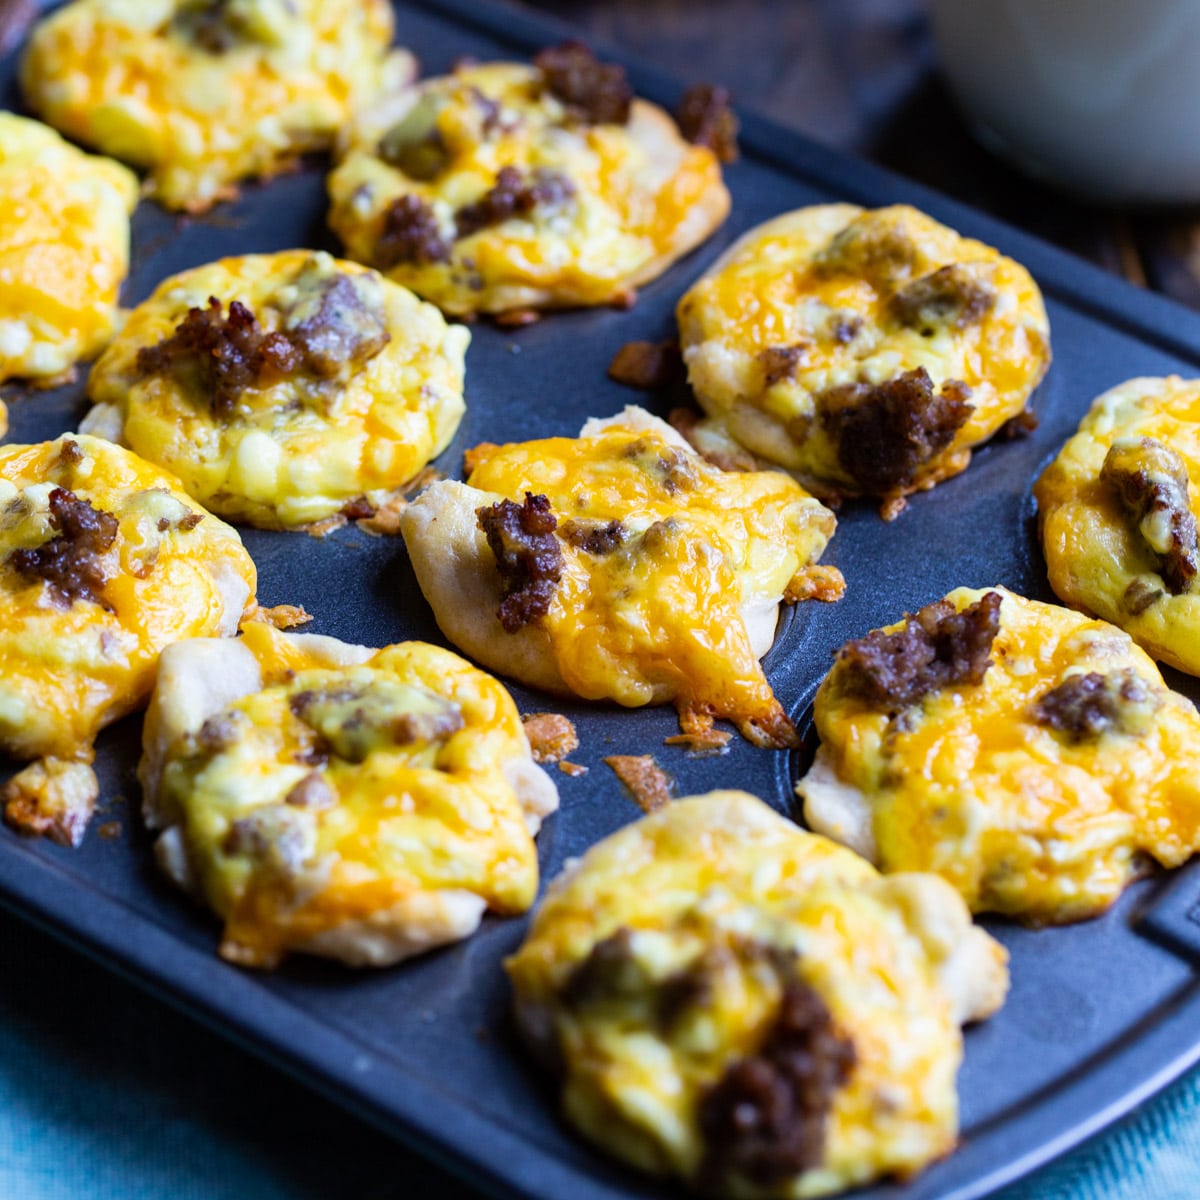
[476,493,564,632]
[816,214,924,288]
[889,263,995,333]
[758,345,807,386]
[607,340,684,390]
[837,590,1002,710]
[828,314,863,345]
[522,712,579,764]
[1101,437,1199,595]
[998,409,1039,440]
[378,94,448,181]
[173,0,238,53]
[455,166,575,238]
[9,487,119,609]
[375,194,452,269]
[196,712,240,755]
[558,518,626,555]
[221,806,309,874]
[57,439,84,468]
[698,979,856,1186]
[604,754,672,813]
[284,771,337,810]
[283,270,391,379]
[562,927,641,1008]
[1122,577,1163,616]
[675,84,739,162]
[819,367,974,495]
[535,41,633,125]
[1032,669,1157,741]
[136,297,300,418]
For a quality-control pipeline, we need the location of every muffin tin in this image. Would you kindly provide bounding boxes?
[4,2,1200,1198]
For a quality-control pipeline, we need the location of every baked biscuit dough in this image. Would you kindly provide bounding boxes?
[797,586,1200,924]
[21,0,407,212]
[0,113,137,389]
[677,205,1051,517]
[0,434,255,846]
[1034,375,1200,676]
[140,622,559,968]
[83,250,469,528]
[327,52,730,317]
[400,407,842,748]
[507,790,1008,1197]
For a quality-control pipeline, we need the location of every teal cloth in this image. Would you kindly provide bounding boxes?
[1,912,1197,1200]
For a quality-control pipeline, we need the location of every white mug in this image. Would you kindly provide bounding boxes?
[929,0,1200,203]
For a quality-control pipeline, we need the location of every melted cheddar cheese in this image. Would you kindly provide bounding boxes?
[507,790,1008,1197]
[146,622,556,968]
[21,0,405,212]
[328,59,729,316]
[677,205,1051,515]
[0,112,137,386]
[798,587,1200,923]
[1035,375,1200,676]
[84,250,468,528]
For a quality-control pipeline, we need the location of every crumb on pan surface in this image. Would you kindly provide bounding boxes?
[506,790,1008,1197]
[0,433,256,845]
[83,250,468,529]
[676,204,1051,518]
[798,585,1200,923]
[139,621,558,968]
[399,406,842,748]
[1035,375,1200,676]
[0,112,137,384]
[20,0,408,212]
[327,49,730,316]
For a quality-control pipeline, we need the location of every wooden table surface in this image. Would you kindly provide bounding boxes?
[514,0,1200,310]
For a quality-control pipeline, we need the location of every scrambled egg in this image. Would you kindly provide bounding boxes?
[0,434,255,846]
[1035,375,1200,676]
[83,250,469,529]
[797,586,1200,923]
[139,622,558,968]
[327,54,730,316]
[400,407,843,748]
[21,0,407,212]
[507,790,1008,1197]
[677,205,1051,518]
[0,112,137,388]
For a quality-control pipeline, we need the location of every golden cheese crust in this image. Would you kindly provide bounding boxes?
[506,790,1008,1197]
[677,205,1051,517]
[83,250,469,529]
[0,112,137,385]
[21,0,408,212]
[797,586,1200,923]
[1034,375,1200,675]
[327,56,730,316]
[140,622,559,968]
[399,407,842,748]
[0,434,255,844]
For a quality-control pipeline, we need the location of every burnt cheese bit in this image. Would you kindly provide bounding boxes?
[558,517,626,555]
[375,194,452,269]
[476,493,564,633]
[675,84,739,163]
[698,979,856,1187]
[282,269,391,379]
[1032,669,1158,742]
[1101,437,1199,595]
[454,166,575,238]
[819,367,975,495]
[534,41,633,126]
[607,340,684,391]
[136,297,300,418]
[837,591,1002,710]
[889,263,996,334]
[9,487,119,609]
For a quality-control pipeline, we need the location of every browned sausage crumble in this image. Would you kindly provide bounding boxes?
[698,976,856,1187]
[607,340,684,390]
[375,194,452,269]
[837,591,1002,710]
[284,771,337,810]
[1032,669,1158,742]
[758,345,808,387]
[9,487,119,609]
[675,83,739,163]
[283,270,391,378]
[819,367,975,498]
[476,493,565,632]
[455,165,576,238]
[1101,437,1199,595]
[534,41,633,126]
[559,518,626,555]
[136,297,300,417]
[998,408,1039,440]
[173,0,252,55]
[889,263,995,334]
